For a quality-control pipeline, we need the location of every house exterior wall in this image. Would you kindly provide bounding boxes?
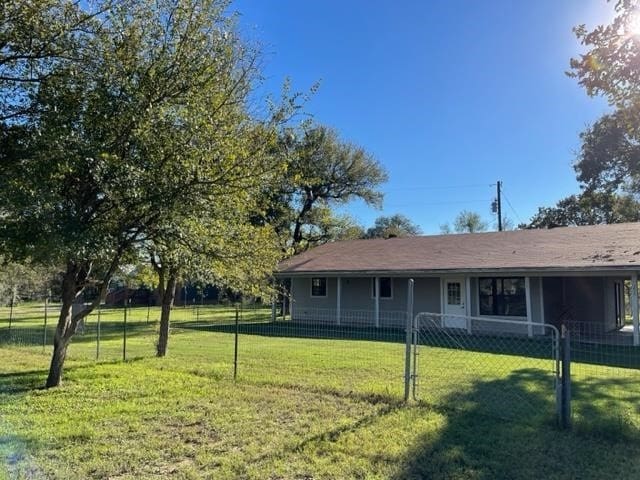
[413,277,441,315]
[542,277,564,327]
[291,276,440,328]
[289,274,618,335]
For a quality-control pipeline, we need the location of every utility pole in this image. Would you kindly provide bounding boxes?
[492,181,503,231]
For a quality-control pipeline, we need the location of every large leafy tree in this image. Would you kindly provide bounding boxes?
[522,192,640,228]
[149,195,281,357]
[275,125,387,253]
[522,1,640,229]
[569,1,640,195]
[0,0,109,121]
[570,0,640,109]
[365,214,421,238]
[0,0,288,387]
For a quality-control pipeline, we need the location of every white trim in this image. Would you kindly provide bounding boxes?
[374,277,380,328]
[477,315,528,321]
[441,277,466,314]
[370,277,393,300]
[465,276,472,333]
[525,277,533,337]
[336,277,341,326]
[539,277,545,326]
[310,277,328,298]
[632,273,639,346]
[290,278,294,320]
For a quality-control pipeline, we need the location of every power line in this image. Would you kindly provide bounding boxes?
[501,189,523,224]
[385,183,492,192]
[384,199,493,208]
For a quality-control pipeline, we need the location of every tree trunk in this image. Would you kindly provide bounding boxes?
[45,269,77,388]
[292,196,314,251]
[46,330,70,388]
[155,267,166,306]
[156,273,177,357]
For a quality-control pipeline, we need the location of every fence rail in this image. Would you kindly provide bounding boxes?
[289,307,407,327]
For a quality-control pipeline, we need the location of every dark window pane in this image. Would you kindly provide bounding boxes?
[372,278,392,298]
[478,277,526,317]
[311,277,327,297]
[479,278,493,295]
[380,278,392,298]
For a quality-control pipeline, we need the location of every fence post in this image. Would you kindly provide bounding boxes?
[43,296,49,352]
[271,297,276,323]
[404,279,415,402]
[96,304,101,360]
[234,305,239,381]
[560,326,572,429]
[8,290,14,333]
[123,296,128,362]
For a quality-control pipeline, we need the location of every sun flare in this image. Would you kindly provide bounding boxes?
[627,12,640,36]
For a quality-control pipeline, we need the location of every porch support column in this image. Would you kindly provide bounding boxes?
[289,278,294,321]
[374,277,380,328]
[632,273,639,347]
[538,277,545,326]
[525,276,533,337]
[336,277,342,326]
[465,276,472,334]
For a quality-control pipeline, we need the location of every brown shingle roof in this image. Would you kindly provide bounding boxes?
[277,223,640,275]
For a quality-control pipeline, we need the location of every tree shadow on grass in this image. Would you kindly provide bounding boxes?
[0,321,155,348]
[182,321,640,371]
[393,369,640,480]
[0,371,47,395]
[572,374,640,438]
[0,356,150,396]
[180,321,558,359]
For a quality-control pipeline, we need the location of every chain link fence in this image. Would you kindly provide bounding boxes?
[3,288,640,434]
[172,305,408,400]
[412,312,560,423]
[563,320,640,434]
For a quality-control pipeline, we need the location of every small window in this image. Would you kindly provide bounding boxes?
[479,277,526,317]
[311,277,327,297]
[447,282,461,305]
[371,277,393,299]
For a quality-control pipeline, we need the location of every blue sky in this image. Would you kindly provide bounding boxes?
[234,0,615,233]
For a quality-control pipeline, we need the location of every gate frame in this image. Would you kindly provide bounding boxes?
[406,311,563,425]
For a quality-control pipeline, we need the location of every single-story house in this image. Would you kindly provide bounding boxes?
[276,223,640,345]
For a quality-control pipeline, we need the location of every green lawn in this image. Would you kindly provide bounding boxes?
[2,310,640,479]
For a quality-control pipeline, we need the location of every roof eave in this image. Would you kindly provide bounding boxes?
[274,265,640,277]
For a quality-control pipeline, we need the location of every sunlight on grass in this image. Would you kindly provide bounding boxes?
[2,316,640,479]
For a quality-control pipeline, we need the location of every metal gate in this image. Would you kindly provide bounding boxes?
[411,312,560,423]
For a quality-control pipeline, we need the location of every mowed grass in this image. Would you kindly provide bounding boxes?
[0,303,271,361]
[1,315,640,478]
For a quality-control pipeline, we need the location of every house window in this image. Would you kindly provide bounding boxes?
[371,277,393,299]
[447,282,461,305]
[479,277,526,317]
[311,277,327,297]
